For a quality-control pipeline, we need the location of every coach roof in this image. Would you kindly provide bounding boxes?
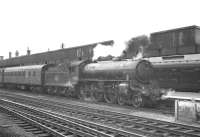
[4,64,48,72]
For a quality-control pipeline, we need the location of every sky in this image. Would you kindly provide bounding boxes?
[0,0,199,59]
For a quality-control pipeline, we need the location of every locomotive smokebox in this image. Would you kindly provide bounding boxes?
[135,60,154,84]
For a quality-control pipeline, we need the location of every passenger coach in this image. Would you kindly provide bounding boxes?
[3,64,51,90]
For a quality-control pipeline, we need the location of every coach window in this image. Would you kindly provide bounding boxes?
[28,71,31,77]
[77,48,82,57]
[82,50,84,56]
[89,47,93,55]
[179,32,184,46]
[33,71,36,77]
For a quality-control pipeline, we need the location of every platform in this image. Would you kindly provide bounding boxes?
[165,92,200,123]
[165,92,200,101]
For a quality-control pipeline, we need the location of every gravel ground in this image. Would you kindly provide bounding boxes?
[0,112,36,137]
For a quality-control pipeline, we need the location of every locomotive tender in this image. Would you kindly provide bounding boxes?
[0,59,160,107]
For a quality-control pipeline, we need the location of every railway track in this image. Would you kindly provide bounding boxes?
[1,92,200,137]
[0,99,144,137]
[0,89,174,115]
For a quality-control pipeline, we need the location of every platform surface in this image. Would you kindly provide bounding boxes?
[164,92,200,101]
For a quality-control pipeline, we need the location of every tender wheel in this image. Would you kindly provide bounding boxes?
[131,94,144,108]
[79,90,94,101]
[53,87,58,94]
[93,92,104,102]
[29,87,34,92]
[104,92,117,104]
[47,87,54,94]
[57,87,66,96]
[79,90,87,100]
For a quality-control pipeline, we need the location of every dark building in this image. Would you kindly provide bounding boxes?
[144,25,200,57]
[0,40,114,68]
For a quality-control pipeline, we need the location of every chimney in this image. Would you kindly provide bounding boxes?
[15,50,19,57]
[27,47,31,56]
[9,52,12,59]
[0,56,3,60]
[61,43,64,49]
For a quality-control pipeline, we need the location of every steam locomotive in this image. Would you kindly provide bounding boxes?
[0,59,160,107]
